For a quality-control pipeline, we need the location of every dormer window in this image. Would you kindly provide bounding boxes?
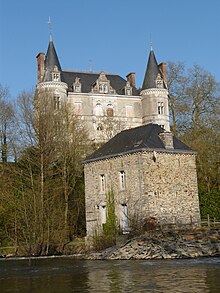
[53,73,60,81]
[52,65,61,82]
[99,83,108,94]
[124,81,132,96]
[91,71,116,94]
[156,74,163,88]
[73,77,82,93]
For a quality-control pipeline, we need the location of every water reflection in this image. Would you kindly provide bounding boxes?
[0,257,219,292]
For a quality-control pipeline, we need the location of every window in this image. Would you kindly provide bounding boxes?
[121,203,129,233]
[156,79,163,88]
[106,103,114,117]
[158,102,164,115]
[119,171,126,190]
[74,102,82,115]
[125,105,133,117]
[103,84,108,93]
[97,124,103,131]
[99,83,108,94]
[74,85,81,92]
[53,73,60,82]
[54,96,61,110]
[126,88,131,96]
[125,81,132,96]
[95,102,103,116]
[156,74,163,88]
[100,174,106,193]
[73,77,82,93]
[100,205,106,225]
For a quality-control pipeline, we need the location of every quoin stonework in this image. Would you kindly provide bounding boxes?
[36,34,201,238]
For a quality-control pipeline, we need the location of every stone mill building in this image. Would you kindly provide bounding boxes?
[36,35,201,237]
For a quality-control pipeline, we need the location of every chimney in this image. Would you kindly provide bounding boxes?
[126,72,136,87]
[36,52,45,83]
[159,131,174,150]
[158,62,167,83]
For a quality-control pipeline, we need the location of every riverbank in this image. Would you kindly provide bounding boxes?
[86,226,220,260]
[1,226,220,260]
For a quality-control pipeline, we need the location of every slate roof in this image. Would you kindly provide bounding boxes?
[44,37,62,82]
[62,71,139,95]
[84,124,194,163]
[42,38,139,95]
[142,49,165,90]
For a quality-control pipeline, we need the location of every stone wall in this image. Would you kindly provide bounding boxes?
[68,92,143,142]
[84,151,200,237]
[141,152,200,224]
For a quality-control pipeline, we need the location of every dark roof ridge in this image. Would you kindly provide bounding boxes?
[62,69,118,76]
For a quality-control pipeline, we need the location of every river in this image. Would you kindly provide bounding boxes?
[0,256,220,292]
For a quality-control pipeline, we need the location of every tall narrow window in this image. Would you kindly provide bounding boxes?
[158,102,164,115]
[119,171,126,190]
[125,105,133,117]
[100,174,106,193]
[106,103,114,117]
[121,203,129,233]
[54,96,61,110]
[100,205,106,225]
[74,102,82,115]
[103,84,108,93]
[95,102,103,116]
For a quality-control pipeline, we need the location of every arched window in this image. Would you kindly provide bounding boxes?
[106,103,114,117]
[95,102,103,116]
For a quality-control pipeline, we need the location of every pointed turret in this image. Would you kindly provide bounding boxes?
[142,49,165,90]
[44,34,62,82]
[141,48,170,131]
[36,34,68,107]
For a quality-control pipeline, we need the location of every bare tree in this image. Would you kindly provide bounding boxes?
[0,84,15,162]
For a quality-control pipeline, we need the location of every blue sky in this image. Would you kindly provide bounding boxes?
[0,0,220,99]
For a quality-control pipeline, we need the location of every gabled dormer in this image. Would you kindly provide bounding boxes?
[73,77,82,93]
[91,71,116,94]
[52,65,61,82]
[124,81,132,96]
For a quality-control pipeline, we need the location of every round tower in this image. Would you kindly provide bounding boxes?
[141,49,170,131]
[36,34,68,105]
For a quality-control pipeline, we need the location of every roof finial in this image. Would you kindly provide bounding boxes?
[150,33,153,51]
[48,16,52,41]
[89,59,93,73]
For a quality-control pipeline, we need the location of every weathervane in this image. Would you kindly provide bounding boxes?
[89,59,93,73]
[48,16,52,40]
[150,33,153,51]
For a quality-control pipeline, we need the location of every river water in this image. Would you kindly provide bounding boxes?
[0,256,220,293]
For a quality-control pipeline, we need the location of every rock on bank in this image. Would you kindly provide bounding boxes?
[86,227,220,260]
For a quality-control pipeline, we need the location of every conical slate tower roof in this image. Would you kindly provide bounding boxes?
[142,49,164,90]
[44,35,62,81]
